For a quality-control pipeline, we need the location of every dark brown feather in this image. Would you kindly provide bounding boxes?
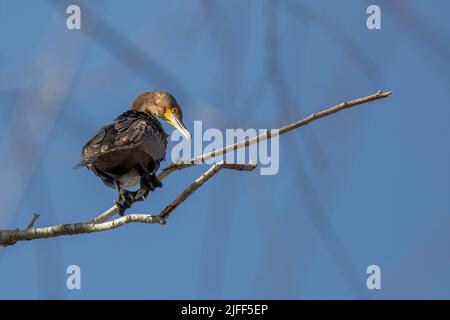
[75,110,168,189]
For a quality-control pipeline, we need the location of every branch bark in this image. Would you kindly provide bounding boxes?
[0,90,392,246]
[0,162,256,246]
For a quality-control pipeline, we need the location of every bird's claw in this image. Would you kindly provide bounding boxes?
[134,188,149,202]
[115,189,136,216]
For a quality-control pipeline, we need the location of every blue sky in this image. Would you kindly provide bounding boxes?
[0,0,449,299]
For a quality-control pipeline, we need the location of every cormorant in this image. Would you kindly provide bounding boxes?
[75,91,191,215]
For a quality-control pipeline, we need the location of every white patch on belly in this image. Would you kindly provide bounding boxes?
[118,169,141,189]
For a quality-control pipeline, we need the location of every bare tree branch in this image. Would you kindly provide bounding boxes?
[26,213,40,230]
[0,90,392,246]
[0,162,256,246]
[161,90,393,175]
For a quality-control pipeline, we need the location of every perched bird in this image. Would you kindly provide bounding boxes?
[75,91,191,214]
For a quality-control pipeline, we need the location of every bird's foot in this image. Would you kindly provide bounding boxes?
[143,174,162,192]
[152,175,163,188]
[133,174,163,202]
[115,189,137,216]
[134,187,149,202]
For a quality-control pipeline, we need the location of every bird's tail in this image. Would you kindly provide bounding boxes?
[73,160,90,169]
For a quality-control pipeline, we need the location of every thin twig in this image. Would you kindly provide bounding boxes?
[161,90,392,174]
[158,162,256,223]
[26,213,40,230]
[0,161,256,246]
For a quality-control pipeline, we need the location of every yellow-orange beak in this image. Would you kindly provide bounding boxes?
[164,109,191,140]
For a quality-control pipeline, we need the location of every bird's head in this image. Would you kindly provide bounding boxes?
[131,91,191,140]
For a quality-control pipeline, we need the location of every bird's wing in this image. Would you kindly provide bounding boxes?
[114,111,168,161]
[74,124,118,168]
[75,111,168,169]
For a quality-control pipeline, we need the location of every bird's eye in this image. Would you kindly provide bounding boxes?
[172,108,181,118]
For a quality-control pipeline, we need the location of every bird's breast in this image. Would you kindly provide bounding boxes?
[117,168,141,189]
